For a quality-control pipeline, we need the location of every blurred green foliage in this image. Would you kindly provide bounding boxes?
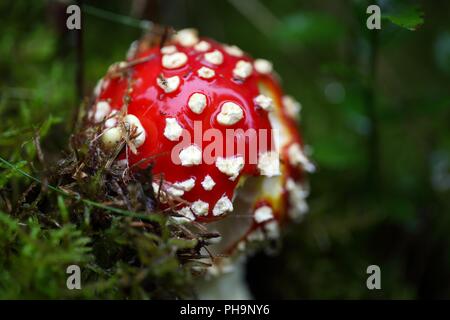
[0,0,450,299]
[383,6,424,31]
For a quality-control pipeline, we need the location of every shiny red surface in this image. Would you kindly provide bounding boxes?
[95,37,302,222]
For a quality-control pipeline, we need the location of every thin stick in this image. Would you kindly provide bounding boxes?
[83,4,153,30]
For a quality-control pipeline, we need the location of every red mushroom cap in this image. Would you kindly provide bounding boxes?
[90,28,314,251]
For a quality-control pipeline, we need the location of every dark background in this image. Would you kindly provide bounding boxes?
[1,0,449,299]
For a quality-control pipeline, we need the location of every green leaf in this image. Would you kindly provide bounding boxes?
[57,195,69,224]
[383,6,424,31]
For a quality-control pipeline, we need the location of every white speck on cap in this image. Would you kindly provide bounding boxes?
[166,186,184,197]
[174,178,196,191]
[237,241,246,251]
[254,206,274,223]
[286,178,309,220]
[101,127,123,149]
[194,41,211,52]
[176,207,195,221]
[224,45,243,57]
[179,144,202,166]
[94,78,104,97]
[168,179,195,197]
[93,78,110,99]
[216,101,244,126]
[104,110,119,128]
[233,60,253,80]
[108,61,128,74]
[126,40,139,60]
[170,216,192,224]
[254,94,273,111]
[197,66,215,79]
[257,151,281,177]
[201,175,216,191]
[157,75,180,93]
[215,156,244,180]
[213,196,233,216]
[152,182,161,194]
[152,182,168,203]
[254,58,273,74]
[264,220,280,239]
[175,28,199,47]
[152,181,168,203]
[282,95,301,119]
[287,143,315,172]
[93,101,111,123]
[204,50,224,65]
[188,93,207,114]
[162,52,188,69]
[164,118,183,141]
[124,114,146,148]
[191,200,209,216]
[161,45,177,54]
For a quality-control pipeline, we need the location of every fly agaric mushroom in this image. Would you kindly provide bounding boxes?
[88,28,314,257]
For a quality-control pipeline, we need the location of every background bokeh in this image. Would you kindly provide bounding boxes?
[1,0,450,299]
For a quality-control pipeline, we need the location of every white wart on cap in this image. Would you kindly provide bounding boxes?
[215,156,244,180]
[254,206,274,223]
[174,178,196,192]
[257,151,281,177]
[286,178,309,219]
[105,110,119,128]
[164,118,183,141]
[124,114,146,148]
[254,59,273,74]
[224,45,243,57]
[162,178,196,198]
[126,40,139,60]
[287,143,315,172]
[254,94,273,111]
[204,50,224,65]
[179,144,202,166]
[283,95,301,119]
[233,60,253,80]
[162,52,188,69]
[157,75,181,93]
[216,102,244,126]
[175,28,199,47]
[191,200,209,216]
[161,45,177,54]
[176,207,195,221]
[264,221,280,239]
[201,175,216,191]
[213,196,233,216]
[93,101,111,123]
[188,93,207,114]
[197,67,215,79]
[195,41,211,52]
